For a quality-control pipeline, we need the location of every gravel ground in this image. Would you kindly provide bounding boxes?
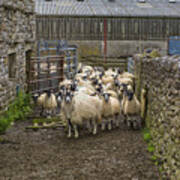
[0,120,160,180]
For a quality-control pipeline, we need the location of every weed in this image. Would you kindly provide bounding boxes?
[0,91,32,134]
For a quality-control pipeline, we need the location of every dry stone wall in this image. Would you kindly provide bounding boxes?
[134,55,180,179]
[0,0,35,111]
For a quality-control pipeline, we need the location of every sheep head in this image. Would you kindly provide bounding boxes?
[102,93,111,103]
[64,90,74,104]
[32,93,39,104]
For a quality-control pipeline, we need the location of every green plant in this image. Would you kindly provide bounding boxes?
[151,155,157,161]
[142,128,152,142]
[0,91,32,134]
[148,143,155,153]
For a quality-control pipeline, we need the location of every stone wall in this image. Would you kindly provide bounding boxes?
[0,0,35,111]
[134,55,180,179]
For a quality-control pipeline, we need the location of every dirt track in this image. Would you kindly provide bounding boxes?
[0,120,160,180]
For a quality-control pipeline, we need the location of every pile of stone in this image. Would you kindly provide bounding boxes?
[134,54,180,179]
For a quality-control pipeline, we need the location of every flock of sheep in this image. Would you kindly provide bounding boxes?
[33,63,142,138]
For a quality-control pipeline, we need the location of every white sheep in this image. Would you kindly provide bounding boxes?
[101,92,121,130]
[101,75,114,85]
[32,92,46,116]
[33,90,57,118]
[43,90,57,118]
[121,85,141,129]
[61,91,102,138]
[118,72,135,80]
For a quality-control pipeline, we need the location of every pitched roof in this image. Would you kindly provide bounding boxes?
[35,0,180,17]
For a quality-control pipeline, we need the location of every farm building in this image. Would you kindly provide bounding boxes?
[35,0,180,58]
[0,0,35,111]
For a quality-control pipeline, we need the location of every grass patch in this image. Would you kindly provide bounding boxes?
[33,117,60,124]
[0,91,33,134]
[142,128,152,142]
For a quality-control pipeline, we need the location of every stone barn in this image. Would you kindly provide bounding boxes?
[35,0,180,59]
[0,0,35,111]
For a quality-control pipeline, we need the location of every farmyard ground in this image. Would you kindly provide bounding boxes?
[0,120,160,180]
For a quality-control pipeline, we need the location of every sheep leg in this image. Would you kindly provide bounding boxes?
[40,106,44,117]
[92,120,97,135]
[126,116,131,129]
[67,120,72,138]
[132,120,138,130]
[101,121,106,131]
[67,125,72,138]
[86,120,92,133]
[73,124,79,139]
[115,114,119,127]
[108,117,112,130]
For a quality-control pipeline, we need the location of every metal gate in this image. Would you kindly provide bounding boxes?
[28,40,78,93]
[168,36,180,55]
[127,57,134,74]
[28,56,64,93]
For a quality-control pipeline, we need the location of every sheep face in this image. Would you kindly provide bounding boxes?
[71,81,78,92]
[82,75,87,80]
[99,72,104,79]
[32,93,39,104]
[114,78,119,87]
[123,88,134,101]
[127,91,134,101]
[91,78,98,85]
[64,91,73,104]
[46,90,51,98]
[103,93,110,103]
[57,91,63,104]
[96,83,103,94]
[117,68,122,75]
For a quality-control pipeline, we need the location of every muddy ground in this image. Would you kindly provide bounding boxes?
[0,120,160,180]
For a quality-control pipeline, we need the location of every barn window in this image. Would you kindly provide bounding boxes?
[8,53,16,79]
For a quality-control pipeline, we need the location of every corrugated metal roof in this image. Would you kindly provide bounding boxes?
[35,0,180,17]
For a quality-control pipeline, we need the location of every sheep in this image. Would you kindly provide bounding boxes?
[61,90,102,138]
[120,72,135,80]
[100,92,114,130]
[101,92,121,130]
[59,79,72,91]
[101,75,114,85]
[76,79,95,92]
[56,90,64,114]
[110,96,122,128]
[118,77,133,87]
[32,92,46,116]
[76,86,95,96]
[106,90,118,99]
[121,85,141,130]
[82,65,94,74]
[32,90,58,118]
[43,90,58,118]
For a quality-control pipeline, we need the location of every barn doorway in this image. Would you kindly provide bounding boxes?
[26,50,32,92]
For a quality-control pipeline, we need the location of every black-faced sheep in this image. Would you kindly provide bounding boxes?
[61,91,102,138]
[121,85,141,130]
